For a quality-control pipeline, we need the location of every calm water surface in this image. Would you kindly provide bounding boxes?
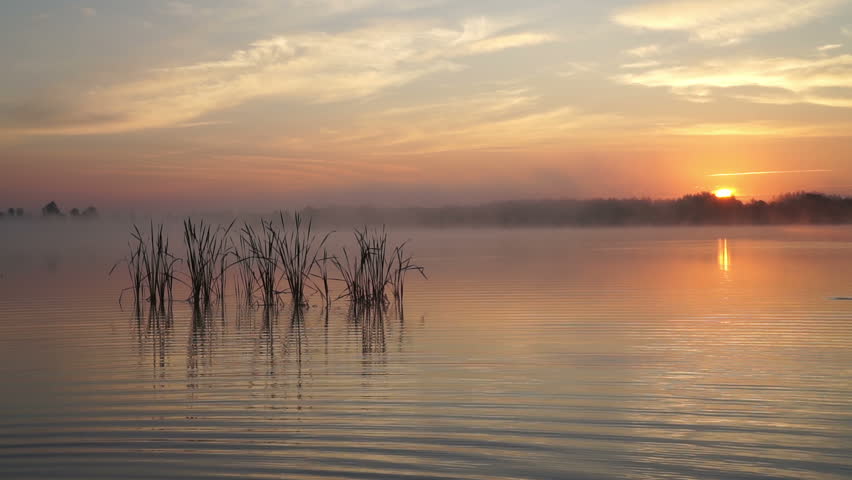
[1,224,851,479]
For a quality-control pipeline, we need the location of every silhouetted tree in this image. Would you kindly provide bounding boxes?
[82,206,98,217]
[42,201,62,216]
[70,208,81,217]
[7,208,13,217]
[15,208,22,217]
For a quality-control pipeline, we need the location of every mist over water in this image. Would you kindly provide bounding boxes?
[1,222,852,479]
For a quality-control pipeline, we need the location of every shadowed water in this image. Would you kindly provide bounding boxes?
[1,224,851,479]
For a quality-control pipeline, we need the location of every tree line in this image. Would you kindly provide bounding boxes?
[302,192,852,226]
[5,192,852,226]
[0,201,98,219]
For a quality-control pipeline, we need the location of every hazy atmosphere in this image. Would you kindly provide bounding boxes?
[2,0,852,211]
[3,3,852,480]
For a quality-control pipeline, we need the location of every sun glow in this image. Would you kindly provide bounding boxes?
[714,188,735,198]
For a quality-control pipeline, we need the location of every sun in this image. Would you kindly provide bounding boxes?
[714,188,735,198]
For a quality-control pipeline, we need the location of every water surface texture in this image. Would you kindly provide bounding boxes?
[1,225,851,479]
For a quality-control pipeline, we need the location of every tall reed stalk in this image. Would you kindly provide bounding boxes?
[111,235,144,306]
[233,237,257,305]
[311,248,334,308]
[390,242,426,304]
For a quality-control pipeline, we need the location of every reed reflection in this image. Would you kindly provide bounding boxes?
[284,307,311,407]
[122,294,417,404]
[395,303,407,354]
[349,306,388,356]
[187,304,218,393]
[260,306,278,372]
[131,304,174,381]
[238,305,281,398]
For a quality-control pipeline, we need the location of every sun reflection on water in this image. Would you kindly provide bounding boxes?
[718,238,730,272]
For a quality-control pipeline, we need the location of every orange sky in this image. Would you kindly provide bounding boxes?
[1,1,851,211]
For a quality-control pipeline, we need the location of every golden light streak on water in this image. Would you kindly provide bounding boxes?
[718,238,730,272]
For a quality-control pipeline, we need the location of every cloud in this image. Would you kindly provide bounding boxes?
[818,43,843,51]
[80,7,97,17]
[662,121,852,136]
[5,18,556,136]
[284,88,626,155]
[465,33,556,54]
[708,169,832,176]
[161,2,199,17]
[613,0,843,44]
[621,60,661,69]
[287,0,449,15]
[159,0,447,21]
[617,54,852,107]
[625,44,661,58]
[556,62,595,78]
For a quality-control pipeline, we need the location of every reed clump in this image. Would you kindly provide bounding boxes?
[143,223,178,311]
[114,216,425,310]
[112,222,178,311]
[239,219,280,306]
[183,218,234,307]
[333,226,425,308]
[274,213,330,307]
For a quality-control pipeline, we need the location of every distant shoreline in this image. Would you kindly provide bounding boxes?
[4,192,852,227]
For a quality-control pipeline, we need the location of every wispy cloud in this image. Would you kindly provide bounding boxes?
[159,0,448,22]
[709,169,833,176]
[308,89,625,155]
[465,33,556,54]
[3,18,555,136]
[617,54,852,108]
[161,1,200,17]
[621,60,660,69]
[818,43,843,51]
[663,121,852,136]
[556,62,595,78]
[614,0,844,44]
[625,44,661,58]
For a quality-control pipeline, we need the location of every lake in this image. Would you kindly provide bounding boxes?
[1,223,851,479]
